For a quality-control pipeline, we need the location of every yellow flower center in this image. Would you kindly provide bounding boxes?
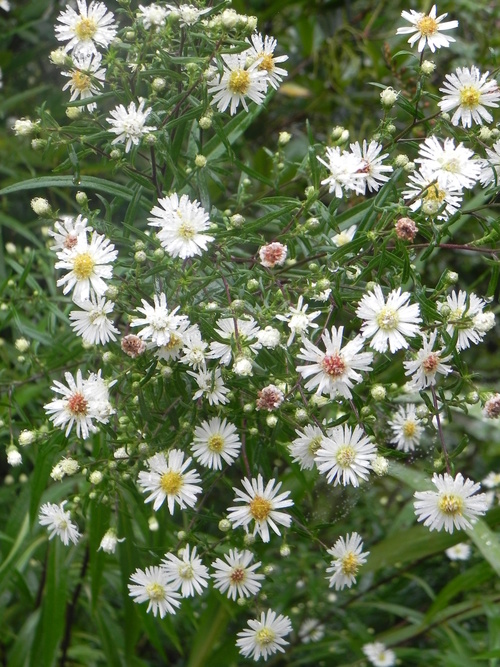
[256,628,276,646]
[75,17,98,41]
[258,53,275,73]
[160,470,183,495]
[459,86,481,109]
[73,252,95,279]
[321,353,346,378]
[165,334,181,350]
[146,582,165,601]
[308,435,323,456]
[424,184,445,204]
[336,445,356,468]
[402,421,417,438]
[178,222,196,240]
[438,493,464,516]
[416,15,438,36]
[249,495,272,521]
[376,306,399,331]
[442,158,460,174]
[207,434,225,453]
[341,552,361,576]
[179,564,194,579]
[71,71,91,92]
[229,69,250,95]
[229,567,246,584]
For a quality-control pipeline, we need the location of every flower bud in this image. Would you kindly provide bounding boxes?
[380,87,399,108]
[31,197,52,216]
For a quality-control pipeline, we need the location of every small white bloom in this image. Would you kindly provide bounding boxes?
[137,3,168,29]
[396,5,458,53]
[388,404,423,452]
[332,224,357,247]
[55,0,118,56]
[380,87,399,107]
[415,137,480,191]
[14,118,39,136]
[39,501,80,545]
[208,52,268,116]
[114,447,129,460]
[7,447,22,467]
[438,289,489,351]
[69,292,119,345]
[128,566,181,618]
[188,366,230,405]
[258,241,287,268]
[245,32,288,91]
[403,166,463,220]
[276,295,320,346]
[161,544,209,598]
[131,293,189,347]
[18,430,36,447]
[48,215,92,252]
[138,449,202,513]
[233,357,253,376]
[236,609,292,661]
[191,417,241,470]
[256,326,281,349]
[445,542,471,561]
[61,50,106,112]
[99,528,125,553]
[414,472,489,533]
[479,140,500,187]
[211,548,264,600]
[315,424,376,487]
[298,618,326,643]
[107,99,156,153]
[317,146,365,198]
[403,331,452,390]
[289,424,325,470]
[326,532,369,590]
[348,140,393,194]
[207,316,261,366]
[439,66,500,128]
[362,641,396,667]
[482,471,500,488]
[167,3,210,26]
[179,326,208,368]
[227,474,293,543]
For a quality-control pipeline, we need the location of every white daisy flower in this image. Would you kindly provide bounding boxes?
[439,66,500,128]
[482,471,500,488]
[388,404,422,452]
[207,316,261,366]
[256,326,281,349]
[414,472,489,533]
[363,642,396,667]
[298,619,326,643]
[438,289,490,351]
[245,32,288,90]
[207,52,268,116]
[161,544,209,598]
[148,193,214,259]
[403,331,453,390]
[348,140,393,194]
[289,424,326,470]
[61,50,106,112]
[315,424,376,487]
[69,292,119,345]
[130,293,189,347]
[191,417,241,470]
[332,224,357,247]
[137,3,168,29]
[326,532,369,590]
[356,285,422,354]
[55,0,117,56]
[137,449,202,513]
[128,566,181,618]
[402,166,463,220]
[98,528,125,554]
[48,214,92,251]
[415,137,480,191]
[396,5,458,53]
[44,369,114,438]
[236,609,292,661]
[106,99,157,153]
[479,140,500,187]
[155,330,186,362]
[179,326,208,368]
[188,366,230,405]
[55,231,117,302]
[317,146,365,198]
[297,326,373,399]
[445,542,471,561]
[39,501,80,546]
[167,3,211,26]
[227,474,294,543]
[276,295,321,346]
[211,548,264,601]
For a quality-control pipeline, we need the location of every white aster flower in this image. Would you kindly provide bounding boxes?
[69,292,119,345]
[128,566,181,618]
[439,66,500,128]
[211,548,264,600]
[388,404,423,452]
[315,424,376,487]
[55,0,117,56]
[98,528,125,553]
[356,284,422,353]
[236,609,292,661]
[188,366,229,405]
[227,474,293,543]
[445,542,471,561]
[44,369,113,438]
[414,472,489,533]
[317,146,365,198]
[39,501,80,546]
[332,224,357,247]
[415,136,480,190]
[298,618,326,643]
[326,532,369,590]
[148,193,214,259]
[208,316,261,366]
[48,215,92,251]
[482,471,500,488]
[161,544,209,598]
[179,326,208,368]
[167,3,210,26]
[297,325,373,399]
[396,5,458,53]
[155,330,186,362]
[61,50,106,112]
[276,295,320,346]
[7,448,22,467]
[289,424,326,470]
[256,326,281,349]
[348,140,393,194]
[55,231,117,302]
[479,140,500,187]
[403,331,452,390]
[438,289,490,351]
[130,293,189,347]
[245,32,288,91]
[208,52,268,116]
[137,449,202,513]
[137,3,168,29]
[363,642,397,667]
[191,417,241,470]
[107,99,156,153]
[402,166,463,220]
